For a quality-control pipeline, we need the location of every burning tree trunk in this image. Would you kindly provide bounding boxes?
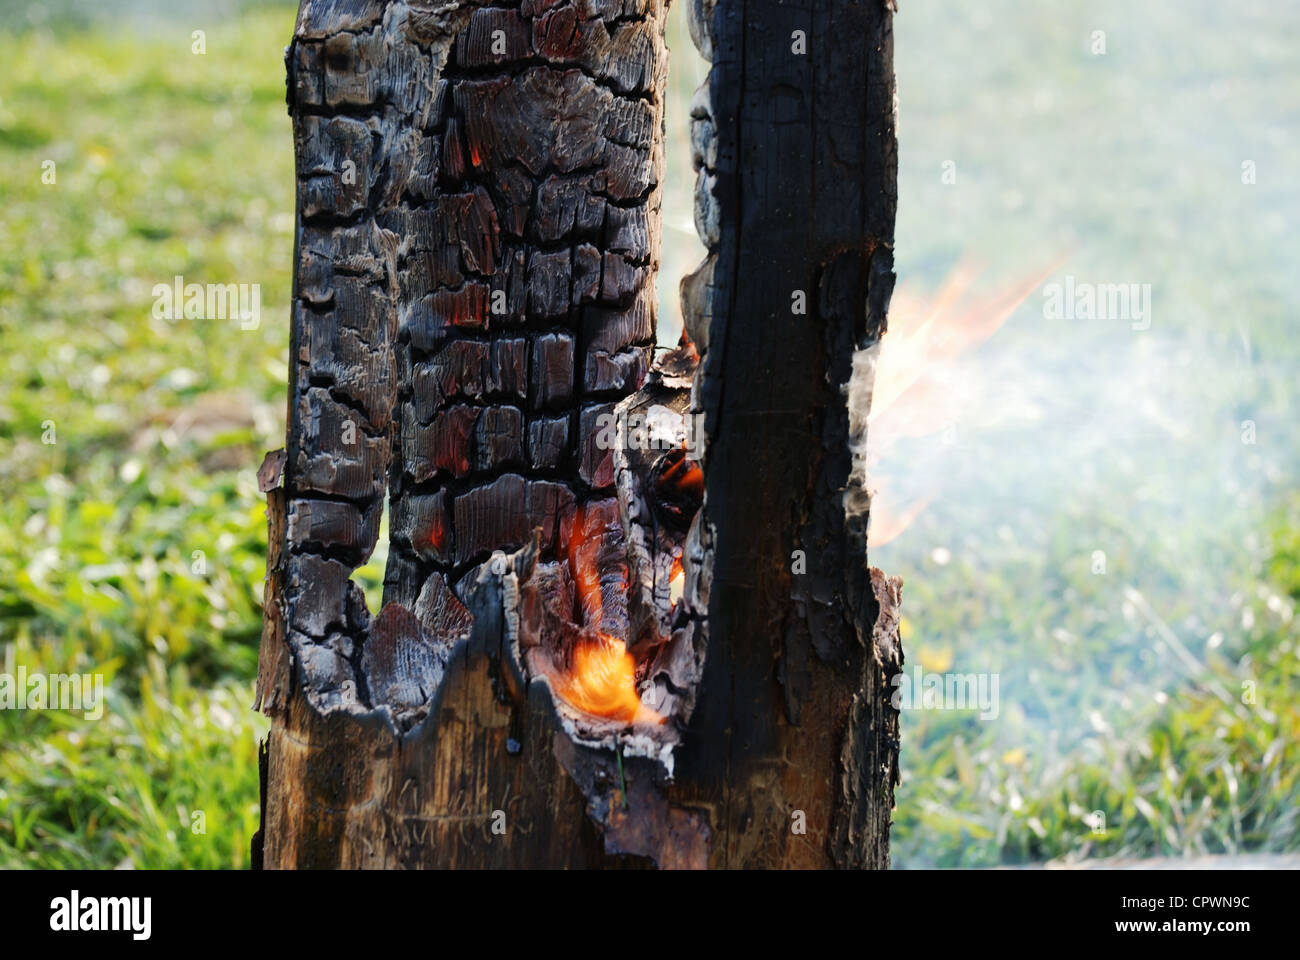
[253,0,902,869]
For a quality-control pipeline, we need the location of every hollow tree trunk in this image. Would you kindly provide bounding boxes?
[252,0,902,870]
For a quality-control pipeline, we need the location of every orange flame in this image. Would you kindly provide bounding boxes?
[551,635,645,725]
[868,257,1063,546]
[554,505,659,724]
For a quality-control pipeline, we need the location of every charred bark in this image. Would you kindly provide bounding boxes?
[255,0,902,869]
[673,0,904,869]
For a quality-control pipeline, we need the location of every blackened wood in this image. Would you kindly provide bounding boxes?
[671,0,903,868]
[257,0,671,868]
[256,0,903,870]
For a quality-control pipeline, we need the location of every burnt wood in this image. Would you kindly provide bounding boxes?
[255,0,902,869]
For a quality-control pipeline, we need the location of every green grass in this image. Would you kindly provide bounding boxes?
[0,1,1296,869]
[0,6,297,868]
[0,646,265,869]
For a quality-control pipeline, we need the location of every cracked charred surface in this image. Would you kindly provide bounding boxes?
[255,0,903,870]
[255,0,689,868]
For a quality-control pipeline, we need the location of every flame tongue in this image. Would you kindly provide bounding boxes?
[867,258,1062,546]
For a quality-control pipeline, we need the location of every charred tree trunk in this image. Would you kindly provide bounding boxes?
[253,0,902,869]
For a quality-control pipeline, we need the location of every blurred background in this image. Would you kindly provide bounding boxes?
[0,0,1295,868]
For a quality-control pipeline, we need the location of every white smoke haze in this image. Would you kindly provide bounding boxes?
[882,0,1298,866]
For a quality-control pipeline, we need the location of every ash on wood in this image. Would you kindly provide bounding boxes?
[255,0,903,869]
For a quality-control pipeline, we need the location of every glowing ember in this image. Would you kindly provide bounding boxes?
[567,504,607,627]
[868,258,1062,546]
[649,446,703,533]
[657,447,703,499]
[428,514,446,553]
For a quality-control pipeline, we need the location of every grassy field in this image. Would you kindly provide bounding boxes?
[0,1,1296,869]
[0,5,295,868]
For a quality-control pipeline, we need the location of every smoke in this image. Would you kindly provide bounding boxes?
[866,266,1290,741]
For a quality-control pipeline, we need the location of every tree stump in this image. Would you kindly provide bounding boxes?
[253,0,903,870]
